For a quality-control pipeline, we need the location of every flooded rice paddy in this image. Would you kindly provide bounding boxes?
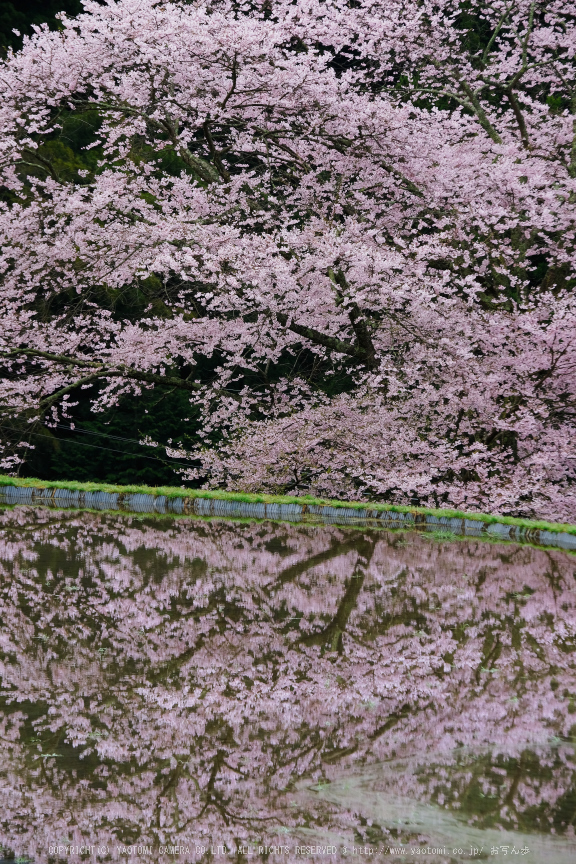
[0,506,575,864]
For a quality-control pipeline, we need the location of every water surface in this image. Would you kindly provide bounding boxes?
[0,507,575,863]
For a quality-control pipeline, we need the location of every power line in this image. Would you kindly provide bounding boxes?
[52,423,177,449]
[24,430,195,468]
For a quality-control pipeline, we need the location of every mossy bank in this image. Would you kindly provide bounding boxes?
[1,475,575,552]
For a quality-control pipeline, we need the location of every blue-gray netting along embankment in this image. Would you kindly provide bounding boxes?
[1,482,575,552]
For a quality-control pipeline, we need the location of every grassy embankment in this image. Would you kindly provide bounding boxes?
[0,474,575,536]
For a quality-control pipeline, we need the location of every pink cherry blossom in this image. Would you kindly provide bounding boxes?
[0,1,574,519]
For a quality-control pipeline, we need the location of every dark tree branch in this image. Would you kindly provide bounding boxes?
[203,120,231,181]
[330,268,379,370]
[220,52,238,110]
[506,88,530,148]
[276,312,377,368]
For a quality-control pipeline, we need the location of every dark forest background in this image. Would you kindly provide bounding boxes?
[0,1,83,51]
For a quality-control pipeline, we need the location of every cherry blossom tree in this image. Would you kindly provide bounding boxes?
[0,0,575,519]
[1,507,576,861]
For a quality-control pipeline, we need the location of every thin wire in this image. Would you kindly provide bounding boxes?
[52,423,173,449]
[25,430,195,467]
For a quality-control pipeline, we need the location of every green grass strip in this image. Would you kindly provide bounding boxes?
[1,474,575,536]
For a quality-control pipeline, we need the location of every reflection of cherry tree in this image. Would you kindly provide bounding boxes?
[0,507,575,862]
